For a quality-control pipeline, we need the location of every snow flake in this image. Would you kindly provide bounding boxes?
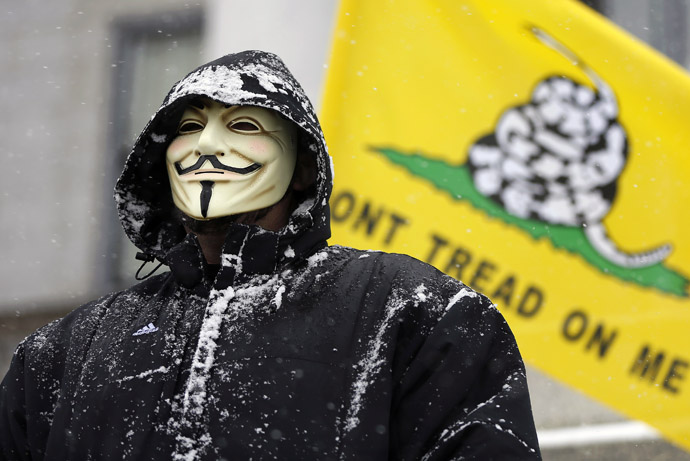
[444,287,478,312]
[292,197,315,217]
[343,289,407,433]
[307,251,328,267]
[150,133,167,143]
[116,366,169,385]
[183,288,235,415]
[243,63,289,94]
[168,66,266,105]
[274,285,286,308]
[414,284,428,302]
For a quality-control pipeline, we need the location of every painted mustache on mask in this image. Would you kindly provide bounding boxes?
[175,154,262,176]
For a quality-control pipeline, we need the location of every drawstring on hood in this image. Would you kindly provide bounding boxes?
[134,252,164,281]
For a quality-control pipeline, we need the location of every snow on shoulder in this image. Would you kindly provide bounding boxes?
[444,287,479,312]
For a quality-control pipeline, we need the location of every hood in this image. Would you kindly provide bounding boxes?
[114,51,333,266]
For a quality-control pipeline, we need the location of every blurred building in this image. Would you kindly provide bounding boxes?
[0,1,688,459]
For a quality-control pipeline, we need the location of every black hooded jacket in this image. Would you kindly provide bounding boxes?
[0,51,541,460]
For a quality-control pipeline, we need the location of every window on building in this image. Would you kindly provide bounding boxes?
[103,10,204,291]
[581,0,688,67]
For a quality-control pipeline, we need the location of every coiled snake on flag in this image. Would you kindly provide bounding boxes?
[467,27,671,268]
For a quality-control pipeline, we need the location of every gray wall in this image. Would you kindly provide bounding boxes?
[0,0,208,314]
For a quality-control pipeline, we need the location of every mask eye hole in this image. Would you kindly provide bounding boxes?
[229,119,261,133]
[178,120,204,135]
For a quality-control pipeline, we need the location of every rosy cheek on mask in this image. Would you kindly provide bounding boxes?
[246,138,281,163]
[249,139,269,155]
[167,136,196,161]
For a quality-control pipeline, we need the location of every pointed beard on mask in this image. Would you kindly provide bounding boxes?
[199,181,214,218]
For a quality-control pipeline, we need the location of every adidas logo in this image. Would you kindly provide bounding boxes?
[132,322,159,336]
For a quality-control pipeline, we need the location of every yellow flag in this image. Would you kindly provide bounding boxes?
[321,0,690,451]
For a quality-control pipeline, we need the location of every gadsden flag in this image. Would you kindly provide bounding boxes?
[321,0,690,451]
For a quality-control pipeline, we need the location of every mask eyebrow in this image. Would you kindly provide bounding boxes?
[182,102,209,123]
[189,98,206,110]
[179,99,208,123]
[220,105,241,117]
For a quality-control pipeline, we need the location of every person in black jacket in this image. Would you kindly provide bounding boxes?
[0,51,541,460]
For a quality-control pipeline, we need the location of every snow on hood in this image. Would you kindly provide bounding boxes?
[114,51,333,262]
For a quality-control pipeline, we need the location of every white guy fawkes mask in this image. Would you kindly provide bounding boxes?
[166,98,298,220]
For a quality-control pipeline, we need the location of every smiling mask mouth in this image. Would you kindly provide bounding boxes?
[175,154,262,176]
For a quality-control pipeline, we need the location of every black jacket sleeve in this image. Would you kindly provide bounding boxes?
[390,287,541,460]
[0,343,31,460]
